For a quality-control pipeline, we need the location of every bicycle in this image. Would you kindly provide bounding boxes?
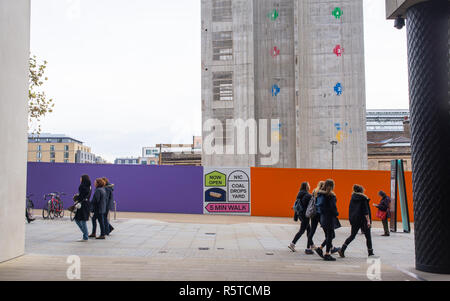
[42,192,66,220]
[26,194,35,223]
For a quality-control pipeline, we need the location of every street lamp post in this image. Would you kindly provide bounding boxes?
[330,140,338,170]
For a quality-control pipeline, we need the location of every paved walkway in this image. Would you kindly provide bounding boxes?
[0,212,448,281]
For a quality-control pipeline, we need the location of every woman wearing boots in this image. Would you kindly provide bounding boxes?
[338,185,375,258]
[374,191,391,236]
[289,182,313,254]
[315,179,340,261]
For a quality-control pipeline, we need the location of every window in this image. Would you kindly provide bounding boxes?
[50,152,55,159]
[212,0,232,22]
[37,145,42,151]
[46,138,51,143]
[50,159,55,163]
[50,145,55,151]
[64,159,69,163]
[64,152,69,159]
[64,145,69,151]
[213,31,233,61]
[37,152,42,159]
[213,72,233,101]
[57,138,62,143]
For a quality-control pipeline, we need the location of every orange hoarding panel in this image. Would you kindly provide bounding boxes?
[251,167,414,222]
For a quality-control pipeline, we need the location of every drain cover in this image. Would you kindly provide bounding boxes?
[199,247,210,251]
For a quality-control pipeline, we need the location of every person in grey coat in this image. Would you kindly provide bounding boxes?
[89,178,107,239]
[102,177,115,236]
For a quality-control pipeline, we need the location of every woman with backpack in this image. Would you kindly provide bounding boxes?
[314,179,340,261]
[304,181,324,254]
[73,175,92,242]
[288,182,314,254]
[373,191,391,237]
[338,185,375,258]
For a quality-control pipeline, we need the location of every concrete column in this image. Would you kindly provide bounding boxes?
[386,0,450,274]
[0,0,31,263]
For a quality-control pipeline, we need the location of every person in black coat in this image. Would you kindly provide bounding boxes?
[73,175,92,242]
[89,178,107,239]
[374,191,391,236]
[338,185,375,258]
[288,182,314,254]
[102,177,115,236]
[314,179,340,261]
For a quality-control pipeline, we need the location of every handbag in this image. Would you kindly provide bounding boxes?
[376,209,388,220]
[68,204,77,213]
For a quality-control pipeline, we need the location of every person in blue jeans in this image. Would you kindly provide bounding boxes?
[74,175,92,242]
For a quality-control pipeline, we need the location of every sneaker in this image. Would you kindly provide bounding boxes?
[381,234,390,237]
[331,247,340,254]
[109,226,114,233]
[288,243,296,252]
[368,249,375,257]
[338,248,345,258]
[96,236,105,240]
[88,234,96,238]
[314,247,324,258]
[324,254,336,261]
[305,249,314,255]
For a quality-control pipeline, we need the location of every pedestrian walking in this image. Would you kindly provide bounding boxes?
[102,177,115,236]
[73,175,92,242]
[289,182,314,254]
[374,191,391,237]
[305,181,325,254]
[314,179,341,261]
[89,178,107,240]
[338,185,375,258]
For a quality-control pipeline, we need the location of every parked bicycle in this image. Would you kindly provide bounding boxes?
[42,192,66,220]
[26,194,35,223]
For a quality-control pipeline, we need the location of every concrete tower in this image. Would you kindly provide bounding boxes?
[202,0,368,170]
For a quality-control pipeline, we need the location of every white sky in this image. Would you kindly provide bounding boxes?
[30,0,409,162]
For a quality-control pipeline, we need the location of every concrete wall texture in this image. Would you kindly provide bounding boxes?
[0,0,31,263]
[202,0,368,170]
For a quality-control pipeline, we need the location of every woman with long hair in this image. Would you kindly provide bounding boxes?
[73,175,92,242]
[289,182,313,254]
[89,178,107,239]
[306,181,325,253]
[315,179,340,261]
[338,185,375,257]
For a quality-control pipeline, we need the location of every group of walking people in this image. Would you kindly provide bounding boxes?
[72,175,115,242]
[289,179,391,261]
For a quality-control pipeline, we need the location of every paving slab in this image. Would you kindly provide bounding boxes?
[0,212,448,281]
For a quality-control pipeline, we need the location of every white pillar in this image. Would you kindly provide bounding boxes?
[0,0,30,263]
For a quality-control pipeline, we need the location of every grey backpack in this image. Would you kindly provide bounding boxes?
[305,195,316,218]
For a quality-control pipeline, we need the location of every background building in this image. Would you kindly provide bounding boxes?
[116,136,202,166]
[28,133,97,163]
[367,110,411,171]
[202,0,368,170]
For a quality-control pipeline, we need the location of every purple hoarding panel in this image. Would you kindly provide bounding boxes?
[26,163,203,214]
